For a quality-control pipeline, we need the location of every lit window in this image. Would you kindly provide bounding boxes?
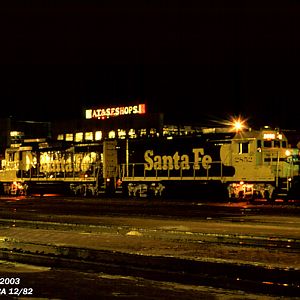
[95,131,102,141]
[57,134,64,141]
[118,129,126,139]
[128,128,136,138]
[149,128,157,136]
[263,133,275,140]
[163,127,170,136]
[139,129,147,137]
[65,133,73,141]
[75,132,83,142]
[163,125,178,136]
[10,131,23,137]
[85,132,93,141]
[108,131,116,139]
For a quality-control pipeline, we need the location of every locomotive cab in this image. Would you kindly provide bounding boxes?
[223,127,300,202]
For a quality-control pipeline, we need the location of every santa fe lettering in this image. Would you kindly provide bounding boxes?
[144,148,212,171]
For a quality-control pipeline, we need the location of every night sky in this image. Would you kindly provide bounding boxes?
[1,2,300,130]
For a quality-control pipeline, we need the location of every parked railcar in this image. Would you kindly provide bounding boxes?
[0,140,117,196]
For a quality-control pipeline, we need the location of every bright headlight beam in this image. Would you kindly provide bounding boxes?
[232,117,246,132]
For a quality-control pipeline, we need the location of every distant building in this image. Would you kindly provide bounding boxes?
[50,103,203,143]
[3,103,299,155]
[0,117,51,155]
[0,103,204,156]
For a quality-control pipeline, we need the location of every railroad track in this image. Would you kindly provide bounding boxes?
[1,217,300,253]
[0,241,299,297]
[0,217,299,296]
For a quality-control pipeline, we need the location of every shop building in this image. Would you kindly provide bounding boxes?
[50,103,202,143]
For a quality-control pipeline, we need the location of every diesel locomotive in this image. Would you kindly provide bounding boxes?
[119,127,300,201]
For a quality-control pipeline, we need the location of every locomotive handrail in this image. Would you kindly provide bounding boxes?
[121,160,225,181]
[16,162,98,182]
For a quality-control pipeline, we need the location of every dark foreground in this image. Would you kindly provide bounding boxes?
[0,195,299,299]
[0,261,279,300]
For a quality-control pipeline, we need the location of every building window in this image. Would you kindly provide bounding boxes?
[163,126,170,136]
[118,129,126,139]
[139,129,147,137]
[57,134,64,141]
[149,128,157,137]
[128,128,136,138]
[75,132,83,142]
[95,131,102,141]
[65,133,73,141]
[108,131,116,139]
[163,125,178,136]
[180,126,191,135]
[85,132,93,141]
[10,131,23,137]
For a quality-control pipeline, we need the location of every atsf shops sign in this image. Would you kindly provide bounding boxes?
[85,104,146,120]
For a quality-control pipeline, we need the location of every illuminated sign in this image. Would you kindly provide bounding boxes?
[85,104,146,120]
[263,133,275,140]
[263,133,283,140]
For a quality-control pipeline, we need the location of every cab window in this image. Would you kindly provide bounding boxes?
[239,142,249,154]
[263,141,272,148]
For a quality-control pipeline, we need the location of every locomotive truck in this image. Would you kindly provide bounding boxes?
[0,126,299,202]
